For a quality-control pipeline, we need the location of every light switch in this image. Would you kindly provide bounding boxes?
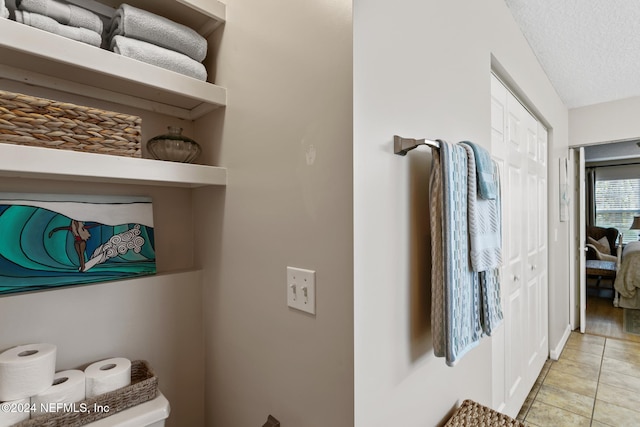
[287,266,316,315]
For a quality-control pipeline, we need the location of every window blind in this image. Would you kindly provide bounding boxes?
[595,178,640,243]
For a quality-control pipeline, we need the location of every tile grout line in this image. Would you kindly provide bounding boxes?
[530,374,597,421]
[524,355,597,423]
[590,337,606,426]
[521,361,552,422]
[591,339,640,423]
[523,334,623,426]
[531,335,606,425]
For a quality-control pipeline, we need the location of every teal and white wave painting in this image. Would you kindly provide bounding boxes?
[0,193,156,295]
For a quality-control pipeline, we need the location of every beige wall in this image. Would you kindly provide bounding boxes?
[0,81,205,427]
[0,271,204,426]
[570,96,640,146]
[197,0,354,425]
[353,0,570,425]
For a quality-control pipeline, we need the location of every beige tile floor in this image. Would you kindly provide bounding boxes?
[517,332,640,426]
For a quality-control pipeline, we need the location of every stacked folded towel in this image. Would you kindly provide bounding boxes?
[13,0,103,47]
[15,9,101,46]
[111,35,207,81]
[1,0,10,18]
[106,4,208,81]
[17,0,102,33]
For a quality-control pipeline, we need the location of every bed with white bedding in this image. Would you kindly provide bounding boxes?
[614,241,640,309]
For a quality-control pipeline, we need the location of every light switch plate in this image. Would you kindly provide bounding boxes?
[287,266,316,315]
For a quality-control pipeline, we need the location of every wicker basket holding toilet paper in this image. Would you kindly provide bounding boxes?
[13,360,158,427]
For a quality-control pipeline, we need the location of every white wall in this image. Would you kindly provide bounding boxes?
[570,96,640,146]
[353,1,569,425]
[197,0,354,425]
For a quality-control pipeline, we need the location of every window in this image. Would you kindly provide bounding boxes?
[595,178,640,244]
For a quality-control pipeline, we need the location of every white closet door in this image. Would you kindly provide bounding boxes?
[490,74,548,417]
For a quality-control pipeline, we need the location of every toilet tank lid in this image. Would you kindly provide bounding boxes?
[85,392,170,427]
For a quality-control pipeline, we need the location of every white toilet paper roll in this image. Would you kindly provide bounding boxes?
[0,397,30,427]
[0,343,57,401]
[31,369,86,417]
[84,358,131,398]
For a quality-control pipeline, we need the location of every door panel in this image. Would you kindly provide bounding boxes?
[539,178,546,250]
[527,127,537,161]
[506,289,523,399]
[538,124,547,167]
[528,173,538,255]
[508,166,523,264]
[527,276,539,366]
[539,271,549,350]
[509,112,520,149]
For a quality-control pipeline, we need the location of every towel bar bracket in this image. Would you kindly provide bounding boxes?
[394,135,439,155]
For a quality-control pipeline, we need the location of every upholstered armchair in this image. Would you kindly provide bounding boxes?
[585,226,623,298]
[586,226,622,264]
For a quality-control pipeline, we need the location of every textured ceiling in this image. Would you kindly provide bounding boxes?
[504,0,640,109]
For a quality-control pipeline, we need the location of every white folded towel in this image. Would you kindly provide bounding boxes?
[15,10,102,46]
[109,3,207,62]
[1,0,9,18]
[111,35,207,81]
[16,0,103,33]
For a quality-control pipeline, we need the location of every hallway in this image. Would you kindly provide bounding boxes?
[517,331,640,426]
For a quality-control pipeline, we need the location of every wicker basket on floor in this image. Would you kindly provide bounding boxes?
[444,399,525,427]
[0,90,141,157]
[14,360,158,427]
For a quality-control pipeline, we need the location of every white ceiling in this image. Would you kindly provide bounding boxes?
[504,0,640,109]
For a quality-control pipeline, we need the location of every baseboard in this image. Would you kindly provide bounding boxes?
[549,324,572,360]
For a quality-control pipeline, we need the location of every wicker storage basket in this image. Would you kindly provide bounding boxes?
[14,360,158,427]
[444,399,525,427]
[0,90,141,157]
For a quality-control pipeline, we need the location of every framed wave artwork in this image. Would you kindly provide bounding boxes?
[0,193,156,295]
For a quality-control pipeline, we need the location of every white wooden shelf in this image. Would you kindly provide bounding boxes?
[0,144,227,188]
[0,0,227,187]
[0,16,226,120]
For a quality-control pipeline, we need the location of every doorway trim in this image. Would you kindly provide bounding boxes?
[567,137,640,338]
